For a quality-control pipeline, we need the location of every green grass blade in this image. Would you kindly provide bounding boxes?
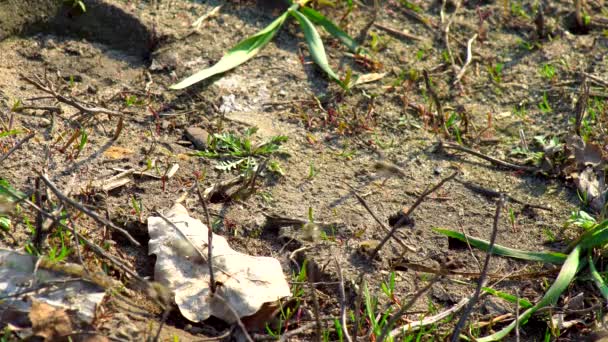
[476,245,581,341]
[170,12,288,89]
[289,9,342,85]
[481,287,533,309]
[433,228,567,264]
[299,6,359,52]
[588,252,608,301]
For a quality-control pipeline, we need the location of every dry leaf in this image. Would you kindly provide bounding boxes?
[147,204,291,324]
[29,299,73,340]
[103,146,133,160]
[0,249,106,326]
[353,72,386,86]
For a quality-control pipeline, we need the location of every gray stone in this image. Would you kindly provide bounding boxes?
[184,127,209,150]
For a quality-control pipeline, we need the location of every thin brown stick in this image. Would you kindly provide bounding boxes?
[574,75,589,137]
[378,275,441,341]
[20,74,125,117]
[456,178,552,211]
[370,171,458,260]
[0,132,35,164]
[213,293,254,342]
[342,181,415,253]
[372,23,425,41]
[441,141,539,172]
[423,70,447,134]
[335,260,353,342]
[308,260,323,342]
[443,0,462,75]
[450,196,504,341]
[197,183,216,294]
[352,274,365,340]
[39,173,140,246]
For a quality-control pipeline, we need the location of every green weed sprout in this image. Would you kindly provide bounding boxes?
[170,0,362,90]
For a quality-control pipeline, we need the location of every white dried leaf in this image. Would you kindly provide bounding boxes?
[147,204,290,323]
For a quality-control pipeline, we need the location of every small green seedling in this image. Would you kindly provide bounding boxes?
[538,92,552,113]
[489,62,504,83]
[539,63,556,81]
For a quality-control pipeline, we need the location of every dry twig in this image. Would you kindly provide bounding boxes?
[372,23,425,42]
[197,183,216,294]
[342,181,415,253]
[440,141,539,173]
[39,173,140,246]
[369,171,458,259]
[0,131,35,164]
[450,196,505,341]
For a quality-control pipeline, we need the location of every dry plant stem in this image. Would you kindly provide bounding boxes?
[441,141,539,172]
[453,34,478,85]
[450,196,504,342]
[372,23,425,41]
[153,308,171,342]
[154,211,232,279]
[308,261,323,342]
[197,183,216,294]
[352,274,365,340]
[583,72,608,87]
[335,260,353,342]
[74,231,144,283]
[370,171,458,260]
[443,0,462,75]
[342,181,415,253]
[389,295,471,338]
[423,69,447,134]
[575,0,583,28]
[213,293,254,342]
[378,275,441,341]
[20,74,125,117]
[39,173,140,246]
[534,3,545,38]
[0,131,35,164]
[574,75,589,136]
[457,178,552,211]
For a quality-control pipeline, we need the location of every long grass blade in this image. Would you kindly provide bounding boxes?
[481,287,533,309]
[475,245,581,341]
[433,228,567,264]
[299,6,359,52]
[588,251,608,302]
[170,12,289,89]
[289,9,342,85]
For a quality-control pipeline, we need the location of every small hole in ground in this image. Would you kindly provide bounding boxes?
[563,12,591,35]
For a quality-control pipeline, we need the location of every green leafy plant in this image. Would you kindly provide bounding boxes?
[170,0,361,89]
[194,127,288,173]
